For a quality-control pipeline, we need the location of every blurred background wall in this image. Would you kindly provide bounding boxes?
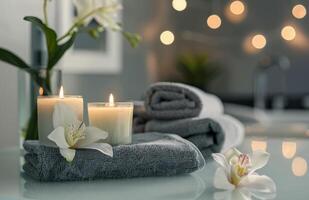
[64,0,309,102]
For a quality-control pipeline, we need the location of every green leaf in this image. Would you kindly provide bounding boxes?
[48,33,77,68]
[0,48,47,91]
[0,48,32,72]
[122,31,141,48]
[24,16,58,69]
[25,107,38,140]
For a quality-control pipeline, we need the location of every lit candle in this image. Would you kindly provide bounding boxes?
[37,86,83,146]
[88,94,133,145]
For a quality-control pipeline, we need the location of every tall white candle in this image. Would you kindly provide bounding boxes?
[88,94,133,145]
[37,87,83,146]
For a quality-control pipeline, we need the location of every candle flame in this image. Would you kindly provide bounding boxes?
[39,87,44,96]
[109,93,115,107]
[59,86,64,99]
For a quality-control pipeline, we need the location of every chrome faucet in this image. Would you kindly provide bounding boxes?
[253,55,290,110]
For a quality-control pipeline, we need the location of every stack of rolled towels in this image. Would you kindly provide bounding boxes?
[133,82,244,159]
[23,82,244,181]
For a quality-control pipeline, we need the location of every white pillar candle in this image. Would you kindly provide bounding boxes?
[37,87,83,146]
[88,94,133,145]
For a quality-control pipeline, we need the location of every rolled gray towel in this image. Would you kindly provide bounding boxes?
[143,118,225,159]
[144,82,223,120]
[133,101,149,133]
[23,133,205,182]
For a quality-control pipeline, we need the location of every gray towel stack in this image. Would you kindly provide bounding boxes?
[23,133,205,182]
[133,82,225,159]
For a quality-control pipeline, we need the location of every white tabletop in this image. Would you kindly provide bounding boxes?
[0,135,308,200]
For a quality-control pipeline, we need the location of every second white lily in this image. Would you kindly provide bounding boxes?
[48,103,113,162]
[73,0,122,30]
[212,148,276,199]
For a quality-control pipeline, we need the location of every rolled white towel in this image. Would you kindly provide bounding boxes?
[198,107,245,152]
[212,114,245,152]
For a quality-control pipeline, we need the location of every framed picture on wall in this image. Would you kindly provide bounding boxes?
[54,0,122,74]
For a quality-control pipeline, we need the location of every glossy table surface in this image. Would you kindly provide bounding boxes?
[0,135,308,200]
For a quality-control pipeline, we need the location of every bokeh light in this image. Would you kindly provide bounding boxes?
[281,26,296,41]
[292,157,307,176]
[207,14,222,29]
[292,4,307,19]
[160,30,175,45]
[282,141,297,159]
[251,34,267,49]
[251,140,267,151]
[172,0,187,12]
[230,0,245,15]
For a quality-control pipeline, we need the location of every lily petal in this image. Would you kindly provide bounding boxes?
[250,190,277,200]
[60,148,76,162]
[48,127,69,148]
[250,150,270,174]
[214,189,252,200]
[212,153,230,176]
[79,143,113,157]
[53,103,79,128]
[239,174,276,194]
[213,167,235,190]
[72,0,94,25]
[224,148,241,165]
[77,127,109,147]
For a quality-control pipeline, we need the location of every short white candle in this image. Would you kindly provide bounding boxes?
[88,94,133,145]
[37,86,83,146]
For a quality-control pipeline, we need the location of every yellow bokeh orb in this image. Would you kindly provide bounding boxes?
[251,34,267,49]
[282,141,297,159]
[281,26,296,41]
[230,0,245,15]
[160,30,175,45]
[172,0,187,11]
[207,14,222,29]
[292,157,307,176]
[292,4,307,19]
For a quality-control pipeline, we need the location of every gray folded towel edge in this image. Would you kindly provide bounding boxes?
[165,133,206,170]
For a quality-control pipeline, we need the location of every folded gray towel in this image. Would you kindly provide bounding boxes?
[144,82,223,120]
[133,101,149,133]
[145,82,202,120]
[143,118,225,159]
[23,133,205,182]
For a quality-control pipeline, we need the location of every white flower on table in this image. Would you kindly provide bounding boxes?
[73,0,122,30]
[48,103,113,162]
[212,148,276,200]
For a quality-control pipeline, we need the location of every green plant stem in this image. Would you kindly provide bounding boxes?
[25,107,38,140]
[45,70,52,94]
[25,73,52,140]
[57,5,119,42]
[43,0,48,26]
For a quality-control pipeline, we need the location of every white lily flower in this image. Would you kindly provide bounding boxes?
[48,103,113,162]
[212,148,276,200]
[73,0,122,30]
